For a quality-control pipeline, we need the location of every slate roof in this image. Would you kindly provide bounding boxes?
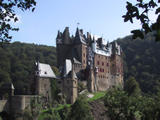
[37,62,56,78]
[63,59,72,77]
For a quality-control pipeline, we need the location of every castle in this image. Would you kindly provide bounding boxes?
[56,27,123,104]
[0,62,56,119]
[0,27,123,119]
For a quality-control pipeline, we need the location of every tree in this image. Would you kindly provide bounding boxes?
[68,95,93,120]
[50,78,61,103]
[0,0,36,44]
[123,0,160,41]
[124,76,141,96]
[39,107,61,120]
[104,88,144,120]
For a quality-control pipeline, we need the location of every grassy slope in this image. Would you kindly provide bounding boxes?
[38,91,106,119]
[87,91,106,102]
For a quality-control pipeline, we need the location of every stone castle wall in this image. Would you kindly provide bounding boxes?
[62,77,78,104]
[11,95,37,114]
[36,77,51,101]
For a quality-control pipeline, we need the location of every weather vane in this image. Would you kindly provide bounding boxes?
[77,22,80,28]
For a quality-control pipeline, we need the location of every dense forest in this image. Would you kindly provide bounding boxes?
[117,32,160,94]
[0,42,56,95]
[0,33,160,95]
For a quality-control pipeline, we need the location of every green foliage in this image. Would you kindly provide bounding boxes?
[124,76,141,96]
[58,105,70,120]
[0,0,36,44]
[39,107,61,120]
[117,34,160,93]
[50,78,60,103]
[0,42,56,95]
[123,0,160,40]
[39,104,71,120]
[23,97,42,120]
[78,82,86,92]
[68,95,93,120]
[52,66,60,76]
[104,87,160,120]
[0,70,11,85]
[88,92,105,102]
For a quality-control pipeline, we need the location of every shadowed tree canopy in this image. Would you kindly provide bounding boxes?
[0,0,36,45]
[68,95,93,120]
[123,0,160,41]
[124,76,141,96]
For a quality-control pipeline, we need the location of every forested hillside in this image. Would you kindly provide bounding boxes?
[117,33,160,94]
[0,42,56,95]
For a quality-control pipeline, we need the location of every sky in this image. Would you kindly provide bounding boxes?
[11,0,154,47]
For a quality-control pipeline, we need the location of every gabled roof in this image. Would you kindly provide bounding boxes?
[37,62,56,78]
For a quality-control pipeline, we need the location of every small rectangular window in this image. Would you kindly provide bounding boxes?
[106,63,109,66]
[83,53,85,57]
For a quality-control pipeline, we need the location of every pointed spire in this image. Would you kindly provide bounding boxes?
[93,36,96,42]
[56,30,62,39]
[75,27,80,36]
[74,27,83,44]
[56,30,63,44]
[63,27,71,44]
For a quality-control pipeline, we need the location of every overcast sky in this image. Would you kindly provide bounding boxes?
[11,0,152,46]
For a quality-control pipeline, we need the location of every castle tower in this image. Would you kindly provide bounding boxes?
[35,62,56,102]
[70,65,78,104]
[110,42,123,86]
[56,27,124,103]
[56,27,72,69]
[73,28,87,69]
[62,59,78,104]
